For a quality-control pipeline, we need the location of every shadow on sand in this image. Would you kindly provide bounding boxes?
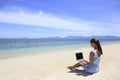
[68,69,93,77]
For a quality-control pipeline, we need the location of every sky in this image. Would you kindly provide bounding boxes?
[0,0,120,38]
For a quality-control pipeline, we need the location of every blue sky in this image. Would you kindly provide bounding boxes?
[0,0,120,38]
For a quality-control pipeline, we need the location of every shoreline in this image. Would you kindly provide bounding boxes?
[0,42,119,60]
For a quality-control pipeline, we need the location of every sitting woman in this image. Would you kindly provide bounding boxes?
[67,38,103,74]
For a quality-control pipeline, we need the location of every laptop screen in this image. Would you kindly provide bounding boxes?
[76,52,83,60]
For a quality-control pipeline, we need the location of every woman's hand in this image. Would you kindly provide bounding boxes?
[79,60,88,65]
[83,60,89,63]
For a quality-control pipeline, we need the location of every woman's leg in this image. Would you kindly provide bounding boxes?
[67,63,82,70]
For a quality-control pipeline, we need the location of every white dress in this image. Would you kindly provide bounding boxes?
[80,49,101,74]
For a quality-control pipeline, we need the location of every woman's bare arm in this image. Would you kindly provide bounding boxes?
[81,51,94,66]
[87,51,94,66]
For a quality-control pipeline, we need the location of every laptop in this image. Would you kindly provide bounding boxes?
[75,52,84,61]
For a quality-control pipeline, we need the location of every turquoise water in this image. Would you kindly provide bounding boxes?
[0,38,120,58]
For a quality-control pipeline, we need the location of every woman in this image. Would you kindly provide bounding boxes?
[67,38,103,74]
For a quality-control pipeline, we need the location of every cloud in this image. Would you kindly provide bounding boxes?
[0,10,120,37]
[0,10,98,31]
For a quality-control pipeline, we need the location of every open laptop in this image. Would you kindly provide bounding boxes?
[75,52,84,61]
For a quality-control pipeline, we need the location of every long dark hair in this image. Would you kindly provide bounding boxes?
[90,38,103,55]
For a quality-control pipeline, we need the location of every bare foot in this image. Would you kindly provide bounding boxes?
[67,66,74,70]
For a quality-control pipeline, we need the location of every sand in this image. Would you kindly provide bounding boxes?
[0,43,120,80]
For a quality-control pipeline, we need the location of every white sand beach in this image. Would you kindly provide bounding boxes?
[0,43,120,80]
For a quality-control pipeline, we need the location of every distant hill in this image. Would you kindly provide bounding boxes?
[1,36,120,40]
[65,36,120,40]
[39,36,120,40]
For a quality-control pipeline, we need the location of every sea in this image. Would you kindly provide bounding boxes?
[0,38,120,58]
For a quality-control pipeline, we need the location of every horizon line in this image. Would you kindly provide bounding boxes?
[0,35,120,39]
